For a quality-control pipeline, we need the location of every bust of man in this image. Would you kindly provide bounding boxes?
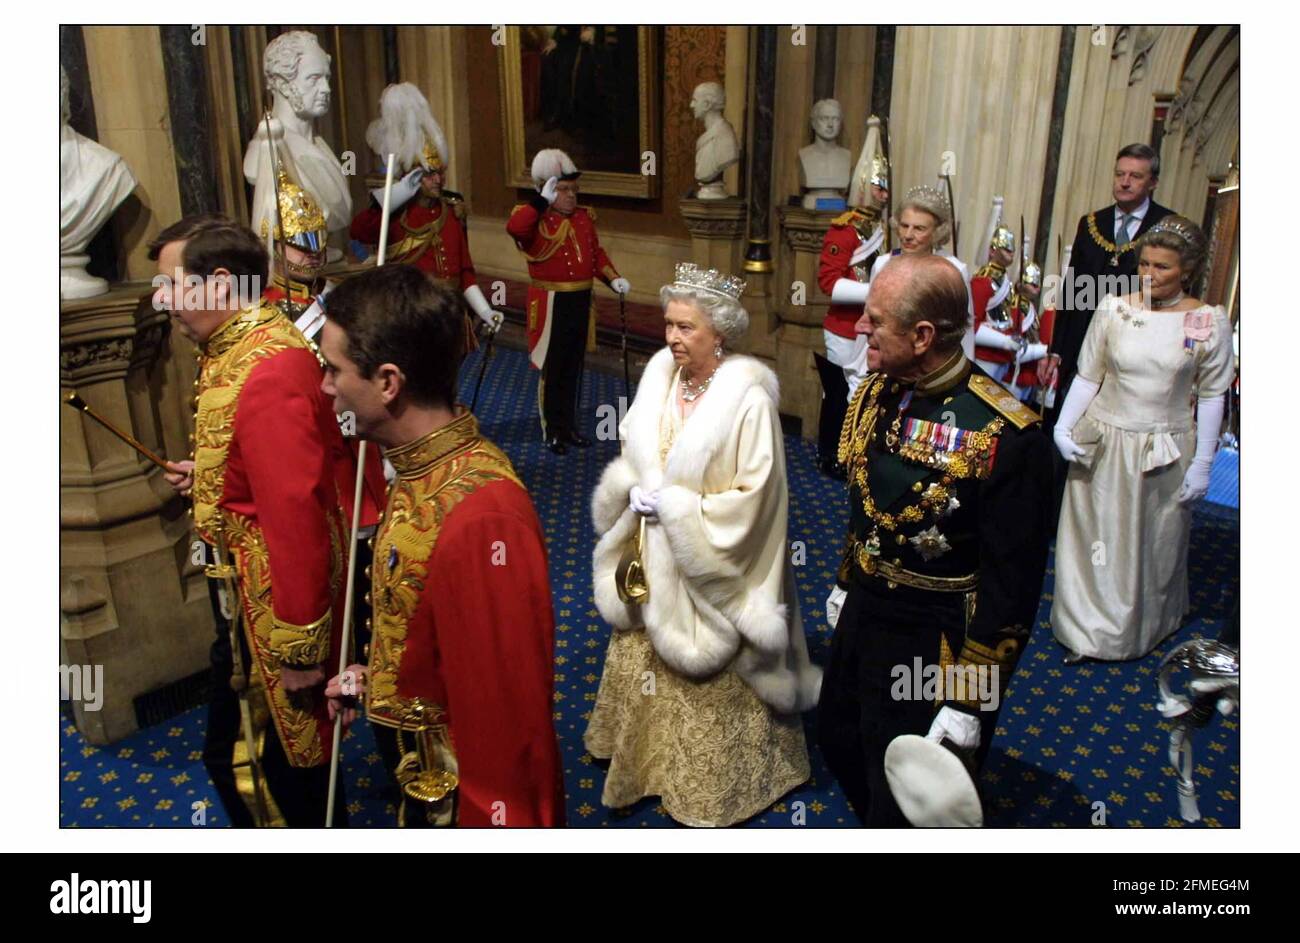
[691,81,740,200]
[60,65,137,299]
[799,98,851,210]
[243,30,352,246]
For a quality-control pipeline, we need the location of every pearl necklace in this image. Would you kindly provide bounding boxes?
[1150,291,1186,309]
[680,362,722,402]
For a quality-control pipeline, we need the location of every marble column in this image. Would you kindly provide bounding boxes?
[743,26,777,276]
[160,26,220,218]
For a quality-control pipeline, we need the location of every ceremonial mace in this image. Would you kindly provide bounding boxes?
[326,153,397,827]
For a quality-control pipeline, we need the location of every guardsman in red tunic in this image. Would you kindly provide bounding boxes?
[321,265,565,827]
[152,215,370,827]
[814,116,889,476]
[819,115,890,407]
[507,147,629,454]
[351,83,504,353]
[1011,261,1055,408]
[971,221,1021,387]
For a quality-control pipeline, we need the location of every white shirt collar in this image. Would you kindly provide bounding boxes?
[1116,196,1151,226]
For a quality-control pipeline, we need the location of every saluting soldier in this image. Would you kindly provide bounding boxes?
[817,254,1052,827]
[351,83,504,350]
[506,148,629,454]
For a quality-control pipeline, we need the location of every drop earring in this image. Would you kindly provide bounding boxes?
[714,344,723,359]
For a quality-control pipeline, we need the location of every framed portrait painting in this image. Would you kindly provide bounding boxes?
[498,26,660,199]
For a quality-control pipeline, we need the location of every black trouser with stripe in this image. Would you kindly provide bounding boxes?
[540,289,591,438]
[817,577,995,826]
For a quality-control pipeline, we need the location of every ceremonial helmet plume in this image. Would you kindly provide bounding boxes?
[530,148,580,189]
[848,115,889,209]
[366,82,449,176]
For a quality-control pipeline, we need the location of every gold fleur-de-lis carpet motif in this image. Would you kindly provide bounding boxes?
[60,346,1239,828]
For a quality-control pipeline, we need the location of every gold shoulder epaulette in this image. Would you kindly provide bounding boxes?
[968,373,1041,430]
[579,204,597,222]
[831,209,862,227]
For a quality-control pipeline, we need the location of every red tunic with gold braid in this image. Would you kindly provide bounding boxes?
[365,410,565,826]
[191,300,360,769]
[350,195,476,290]
[971,272,1024,381]
[1014,302,1055,391]
[506,196,618,369]
[818,209,880,339]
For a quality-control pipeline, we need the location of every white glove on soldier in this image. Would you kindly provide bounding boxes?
[831,278,870,306]
[629,486,659,518]
[611,277,631,296]
[373,167,424,209]
[1053,376,1101,463]
[926,706,982,751]
[826,585,847,629]
[1017,342,1048,364]
[540,175,560,204]
[974,323,1021,352]
[1177,394,1225,505]
[462,284,503,334]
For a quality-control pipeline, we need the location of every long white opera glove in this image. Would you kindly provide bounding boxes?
[1052,376,1101,463]
[974,323,1020,351]
[463,284,503,333]
[611,277,631,295]
[826,585,847,628]
[629,486,659,518]
[1177,394,1225,505]
[831,278,870,306]
[926,706,981,751]
[540,175,560,204]
[372,167,424,210]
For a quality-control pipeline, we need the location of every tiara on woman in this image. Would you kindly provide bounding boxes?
[673,262,746,301]
[1145,216,1201,243]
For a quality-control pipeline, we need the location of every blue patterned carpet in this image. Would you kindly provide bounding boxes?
[60,345,1239,828]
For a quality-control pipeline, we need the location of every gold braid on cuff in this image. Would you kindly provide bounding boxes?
[269,611,332,667]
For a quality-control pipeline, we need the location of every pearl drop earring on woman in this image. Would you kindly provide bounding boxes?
[714,345,723,359]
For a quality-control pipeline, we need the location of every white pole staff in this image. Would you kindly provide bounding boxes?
[326,153,397,827]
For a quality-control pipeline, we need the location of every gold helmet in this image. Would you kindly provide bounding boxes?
[1020,261,1043,290]
[989,225,1015,254]
[260,168,328,253]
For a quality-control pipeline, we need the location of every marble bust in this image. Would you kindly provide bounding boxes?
[691,82,740,200]
[243,30,352,250]
[799,99,851,210]
[60,65,138,300]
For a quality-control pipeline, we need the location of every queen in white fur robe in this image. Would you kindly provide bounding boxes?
[584,332,822,826]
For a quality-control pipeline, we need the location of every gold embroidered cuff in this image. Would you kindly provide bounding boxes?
[269,611,331,667]
[947,635,1023,711]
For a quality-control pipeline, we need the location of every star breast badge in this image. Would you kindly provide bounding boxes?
[909,525,952,562]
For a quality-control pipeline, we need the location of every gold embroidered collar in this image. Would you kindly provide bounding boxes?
[203,300,279,358]
[269,271,315,300]
[897,349,970,397]
[386,409,481,479]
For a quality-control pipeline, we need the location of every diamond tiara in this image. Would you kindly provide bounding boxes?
[1145,215,1201,244]
[673,262,746,301]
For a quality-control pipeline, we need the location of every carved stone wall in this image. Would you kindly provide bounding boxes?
[60,286,213,744]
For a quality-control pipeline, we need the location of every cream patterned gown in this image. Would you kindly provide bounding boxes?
[584,372,810,827]
[1051,296,1234,660]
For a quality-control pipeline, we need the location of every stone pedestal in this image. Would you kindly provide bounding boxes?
[678,196,747,277]
[775,204,839,439]
[61,285,215,745]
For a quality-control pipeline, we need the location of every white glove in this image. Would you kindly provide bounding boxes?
[629,486,659,518]
[611,277,631,296]
[826,585,847,629]
[1177,394,1224,505]
[1017,342,1048,364]
[462,284,503,334]
[539,175,560,204]
[926,706,981,751]
[1053,375,1100,463]
[372,167,424,210]
[830,277,870,306]
[974,322,1021,352]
